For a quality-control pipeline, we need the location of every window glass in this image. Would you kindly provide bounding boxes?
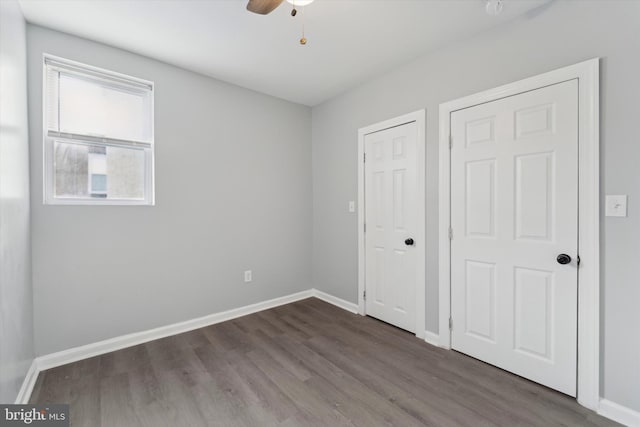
[53,140,146,200]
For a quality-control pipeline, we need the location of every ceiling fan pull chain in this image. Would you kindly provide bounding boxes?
[300,6,307,45]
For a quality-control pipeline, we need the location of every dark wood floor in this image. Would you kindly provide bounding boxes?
[31,298,618,427]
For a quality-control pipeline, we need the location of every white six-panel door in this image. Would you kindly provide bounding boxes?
[450,80,579,396]
[364,122,418,332]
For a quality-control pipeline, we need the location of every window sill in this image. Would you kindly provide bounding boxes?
[43,198,154,206]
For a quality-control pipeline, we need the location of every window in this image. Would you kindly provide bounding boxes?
[43,55,154,205]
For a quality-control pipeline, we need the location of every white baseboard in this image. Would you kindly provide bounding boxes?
[423,329,440,347]
[312,289,358,313]
[14,359,38,404]
[21,287,637,427]
[37,289,313,372]
[35,288,356,374]
[599,399,640,427]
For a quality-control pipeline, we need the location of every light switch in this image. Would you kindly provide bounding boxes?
[348,201,356,213]
[605,195,627,217]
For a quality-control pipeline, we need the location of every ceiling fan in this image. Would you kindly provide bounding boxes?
[246,0,314,15]
[246,0,315,44]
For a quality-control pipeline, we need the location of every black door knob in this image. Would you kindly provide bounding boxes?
[405,238,414,246]
[557,254,572,265]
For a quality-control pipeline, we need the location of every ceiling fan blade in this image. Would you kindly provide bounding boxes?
[246,0,284,15]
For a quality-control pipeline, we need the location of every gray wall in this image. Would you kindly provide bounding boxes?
[0,0,34,403]
[27,25,312,356]
[311,0,640,411]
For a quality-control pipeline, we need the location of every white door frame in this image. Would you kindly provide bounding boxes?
[358,110,426,340]
[438,59,600,410]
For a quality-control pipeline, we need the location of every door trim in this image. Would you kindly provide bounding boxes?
[438,59,600,410]
[357,110,426,339]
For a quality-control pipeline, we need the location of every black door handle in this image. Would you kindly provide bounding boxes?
[557,254,572,265]
[405,238,414,246]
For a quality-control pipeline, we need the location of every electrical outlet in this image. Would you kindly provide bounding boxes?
[244,270,252,283]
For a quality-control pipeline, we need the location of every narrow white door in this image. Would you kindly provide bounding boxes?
[450,80,578,396]
[364,122,418,332]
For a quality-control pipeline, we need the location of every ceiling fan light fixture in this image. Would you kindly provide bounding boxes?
[286,0,315,6]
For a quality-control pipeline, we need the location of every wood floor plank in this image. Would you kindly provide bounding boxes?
[230,355,300,422]
[276,334,426,426]
[241,328,313,382]
[100,373,143,427]
[246,347,355,426]
[30,298,621,427]
[303,334,490,426]
[127,366,173,427]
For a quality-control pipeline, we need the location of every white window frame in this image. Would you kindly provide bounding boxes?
[42,54,155,206]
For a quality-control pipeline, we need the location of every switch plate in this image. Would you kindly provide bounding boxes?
[244,270,252,282]
[605,195,627,217]
[348,201,356,213]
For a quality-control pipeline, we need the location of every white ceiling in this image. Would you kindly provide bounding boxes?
[18,0,548,106]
